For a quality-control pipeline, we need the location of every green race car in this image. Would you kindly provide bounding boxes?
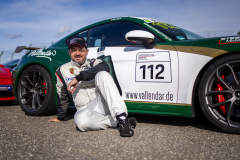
[12,17,240,134]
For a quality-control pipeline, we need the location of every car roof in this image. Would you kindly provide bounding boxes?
[50,17,169,48]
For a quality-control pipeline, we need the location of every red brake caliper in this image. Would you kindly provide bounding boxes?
[43,81,47,94]
[215,75,226,114]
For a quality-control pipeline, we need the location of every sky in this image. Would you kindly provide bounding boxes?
[0,0,240,52]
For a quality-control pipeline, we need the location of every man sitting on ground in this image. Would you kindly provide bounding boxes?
[49,36,137,137]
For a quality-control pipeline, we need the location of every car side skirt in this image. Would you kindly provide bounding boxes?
[125,100,192,117]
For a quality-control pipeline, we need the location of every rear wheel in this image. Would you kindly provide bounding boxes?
[17,65,56,116]
[199,54,240,134]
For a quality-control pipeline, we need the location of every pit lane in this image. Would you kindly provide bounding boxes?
[1,102,240,159]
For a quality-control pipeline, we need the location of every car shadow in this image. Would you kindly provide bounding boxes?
[0,100,19,106]
[64,109,224,134]
[0,101,225,134]
[128,113,224,134]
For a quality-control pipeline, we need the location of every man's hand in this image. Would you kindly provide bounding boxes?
[67,78,78,93]
[48,118,63,122]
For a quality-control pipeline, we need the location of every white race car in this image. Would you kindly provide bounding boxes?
[12,17,240,134]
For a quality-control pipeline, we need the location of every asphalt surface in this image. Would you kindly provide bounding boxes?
[1,102,240,160]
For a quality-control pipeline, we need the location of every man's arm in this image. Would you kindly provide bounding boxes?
[49,69,70,122]
[75,61,110,81]
[68,60,109,93]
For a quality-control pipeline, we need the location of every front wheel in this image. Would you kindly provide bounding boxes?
[199,54,240,134]
[17,65,56,116]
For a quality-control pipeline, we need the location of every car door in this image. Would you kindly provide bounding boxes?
[87,22,179,105]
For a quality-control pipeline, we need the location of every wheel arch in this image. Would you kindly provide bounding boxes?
[191,51,240,117]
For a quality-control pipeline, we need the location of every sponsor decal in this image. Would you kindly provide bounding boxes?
[136,52,172,83]
[144,19,179,29]
[125,91,174,101]
[219,37,240,45]
[143,22,172,41]
[144,20,153,23]
[28,49,56,61]
[111,17,121,21]
[69,68,74,74]
[65,77,75,81]
[176,36,185,40]
[137,53,156,60]
[152,22,180,30]
[0,85,12,91]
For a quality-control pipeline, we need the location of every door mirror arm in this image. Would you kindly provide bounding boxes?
[143,40,156,49]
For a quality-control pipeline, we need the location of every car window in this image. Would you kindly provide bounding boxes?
[89,22,162,47]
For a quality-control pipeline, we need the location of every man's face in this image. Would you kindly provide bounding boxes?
[68,45,88,65]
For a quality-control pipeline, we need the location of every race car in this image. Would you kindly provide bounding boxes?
[0,59,19,102]
[12,17,240,134]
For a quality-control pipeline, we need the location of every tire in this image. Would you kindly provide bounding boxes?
[199,54,240,134]
[17,65,56,116]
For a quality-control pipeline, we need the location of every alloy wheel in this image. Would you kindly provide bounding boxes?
[204,60,240,128]
[19,69,47,112]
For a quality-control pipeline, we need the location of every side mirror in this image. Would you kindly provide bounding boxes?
[125,30,156,49]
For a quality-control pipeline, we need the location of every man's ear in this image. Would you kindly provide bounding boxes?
[86,49,89,56]
[68,50,71,56]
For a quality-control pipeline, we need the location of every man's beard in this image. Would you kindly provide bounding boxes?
[72,55,87,65]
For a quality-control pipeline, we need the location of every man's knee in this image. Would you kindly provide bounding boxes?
[74,110,93,131]
[95,71,110,80]
[95,71,113,86]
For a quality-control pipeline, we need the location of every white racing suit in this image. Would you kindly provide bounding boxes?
[55,59,128,131]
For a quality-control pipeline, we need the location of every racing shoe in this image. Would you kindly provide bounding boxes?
[127,117,137,129]
[118,118,134,137]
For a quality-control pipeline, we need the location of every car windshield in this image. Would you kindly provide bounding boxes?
[144,19,204,41]
[2,59,19,68]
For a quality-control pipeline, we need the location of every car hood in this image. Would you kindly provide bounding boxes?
[155,36,240,58]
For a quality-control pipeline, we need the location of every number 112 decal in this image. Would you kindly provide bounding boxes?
[135,52,172,83]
